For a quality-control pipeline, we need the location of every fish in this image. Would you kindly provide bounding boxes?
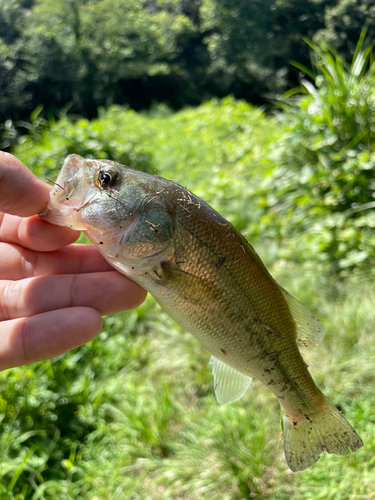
[40,154,363,471]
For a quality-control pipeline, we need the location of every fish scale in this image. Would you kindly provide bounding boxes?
[170,196,298,365]
[40,154,363,472]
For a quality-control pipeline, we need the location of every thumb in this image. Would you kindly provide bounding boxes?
[0,152,51,217]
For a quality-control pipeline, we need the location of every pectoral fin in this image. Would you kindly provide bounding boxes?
[210,356,252,404]
[279,287,326,347]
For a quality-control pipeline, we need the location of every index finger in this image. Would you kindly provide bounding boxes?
[0,152,51,217]
[0,213,80,251]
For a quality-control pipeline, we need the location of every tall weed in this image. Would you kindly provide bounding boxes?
[258,31,375,273]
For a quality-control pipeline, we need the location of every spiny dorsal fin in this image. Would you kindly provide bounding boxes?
[279,287,326,347]
[210,356,252,404]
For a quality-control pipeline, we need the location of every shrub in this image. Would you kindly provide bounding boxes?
[256,31,375,273]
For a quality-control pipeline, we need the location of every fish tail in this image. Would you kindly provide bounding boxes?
[282,398,363,472]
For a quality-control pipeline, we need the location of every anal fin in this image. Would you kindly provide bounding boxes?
[210,356,252,404]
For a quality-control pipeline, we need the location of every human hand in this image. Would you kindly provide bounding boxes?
[0,152,147,370]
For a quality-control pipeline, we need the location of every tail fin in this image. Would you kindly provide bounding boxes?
[283,399,363,472]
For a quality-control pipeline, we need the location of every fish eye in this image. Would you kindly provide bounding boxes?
[97,169,119,189]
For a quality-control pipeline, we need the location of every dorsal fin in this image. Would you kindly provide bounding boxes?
[210,356,252,404]
[279,287,326,347]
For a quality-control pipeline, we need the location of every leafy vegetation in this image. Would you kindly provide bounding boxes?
[1,265,375,498]
[254,31,375,273]
[1,0,375,134]
[2,27,375,499]
[3,73,375,497]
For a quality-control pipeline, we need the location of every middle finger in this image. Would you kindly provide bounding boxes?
[0,271,146,321]
[0,243,115,280]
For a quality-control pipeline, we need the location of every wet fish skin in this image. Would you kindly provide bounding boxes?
[40,154,363,471]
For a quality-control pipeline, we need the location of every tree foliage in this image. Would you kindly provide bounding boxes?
[315,0,375,57]
[0,0,33,121]
[1,0,374,129]
[201,0,335,99]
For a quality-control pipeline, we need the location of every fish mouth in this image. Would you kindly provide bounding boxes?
[39,154,92,230]
[55,154,83,187]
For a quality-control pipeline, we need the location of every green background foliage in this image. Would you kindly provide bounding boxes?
[3,88,375,497]
[1,2,375,499]
[1,0,375,131]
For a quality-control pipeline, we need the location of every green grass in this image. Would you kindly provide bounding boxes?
[2,95,375,498]
[2,278,374,499]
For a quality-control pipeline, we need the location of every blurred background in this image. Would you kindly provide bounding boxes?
[1,0,374,127]
[1,1,375,499]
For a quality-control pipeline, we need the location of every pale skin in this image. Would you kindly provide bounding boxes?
[0,152,147,371]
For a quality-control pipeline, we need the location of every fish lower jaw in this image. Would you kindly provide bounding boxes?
[96,249,162,277]
[39,207,86,231]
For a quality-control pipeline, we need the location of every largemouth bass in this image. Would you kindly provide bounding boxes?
[40,154,362,471]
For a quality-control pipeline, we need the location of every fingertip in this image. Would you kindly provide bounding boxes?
[79,307,103,340]
[0,152,51,216]
[130,284,148,310]
[47,307,103,347]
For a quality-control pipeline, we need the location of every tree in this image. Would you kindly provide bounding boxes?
[315,0,375,57]
[0,0,34,121]
[201,0,336,101]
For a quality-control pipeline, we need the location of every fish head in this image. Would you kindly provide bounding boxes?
[40,154,174,273]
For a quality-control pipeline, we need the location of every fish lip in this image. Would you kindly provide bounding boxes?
[39,154,92,230]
